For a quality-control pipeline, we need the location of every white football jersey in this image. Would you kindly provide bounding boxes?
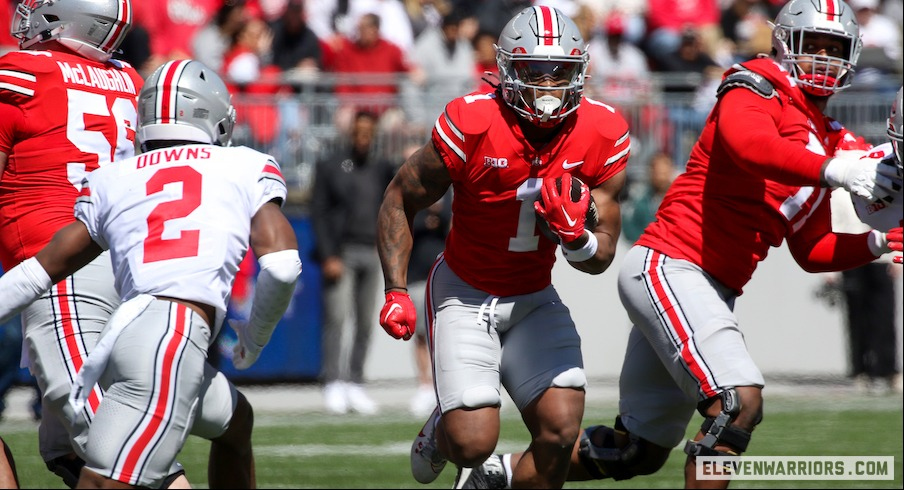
[849,143,903,232]
[74,144,287,328]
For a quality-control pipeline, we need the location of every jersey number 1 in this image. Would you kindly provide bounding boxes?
[143,167,202,263]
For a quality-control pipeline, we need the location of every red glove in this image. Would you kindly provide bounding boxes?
[380,291,417,340]
[533,173,590,244]
[887,227,903,264]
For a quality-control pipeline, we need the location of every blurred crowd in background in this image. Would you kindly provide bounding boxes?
[2,0,901,205]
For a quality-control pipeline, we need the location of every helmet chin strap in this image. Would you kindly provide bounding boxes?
[535,95,562,123]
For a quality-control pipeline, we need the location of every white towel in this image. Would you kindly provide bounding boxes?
[69,294,155,414]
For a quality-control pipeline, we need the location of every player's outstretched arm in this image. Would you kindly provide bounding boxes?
[231,201,301,370]
[0,221,102,323]
[377,142,451,340]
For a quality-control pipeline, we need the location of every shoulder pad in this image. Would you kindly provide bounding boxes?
[717,70,776,100]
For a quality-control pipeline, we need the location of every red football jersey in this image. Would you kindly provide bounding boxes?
[433,91,630,296]
[637,58,856,294]
[0,50,144,270]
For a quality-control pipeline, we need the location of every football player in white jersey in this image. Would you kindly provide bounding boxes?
[849,86,903,234]
[0,59,301,489]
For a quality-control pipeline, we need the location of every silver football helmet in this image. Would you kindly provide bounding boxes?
[495,5,588,127]
[771,0,861,96]
[11,0,133,63]
[889,86,903,168]
[137,60,237,149]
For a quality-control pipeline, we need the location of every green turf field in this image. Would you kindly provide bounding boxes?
[2,389,901,489]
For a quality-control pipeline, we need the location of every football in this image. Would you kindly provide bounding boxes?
[536,175,599,243]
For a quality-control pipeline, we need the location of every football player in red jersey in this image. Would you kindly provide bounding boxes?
[0,2,244,488]
[376,6,631,488]
[0,1,142,485]
[455,1,904,489]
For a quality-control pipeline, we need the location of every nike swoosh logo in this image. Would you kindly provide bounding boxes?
[383,303,401,323]
[562,160,584,169]
[562,206,578,227]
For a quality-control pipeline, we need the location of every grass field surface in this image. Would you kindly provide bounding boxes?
[1,380,901,489]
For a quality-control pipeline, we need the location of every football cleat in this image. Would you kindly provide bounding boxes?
[453,454,507,489]
[410,405,447,483]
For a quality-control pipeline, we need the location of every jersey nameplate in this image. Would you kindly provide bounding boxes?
[717,70,776,99]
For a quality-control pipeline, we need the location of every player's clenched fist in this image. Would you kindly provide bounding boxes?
[380,291,417,340]
[534,173,590,244]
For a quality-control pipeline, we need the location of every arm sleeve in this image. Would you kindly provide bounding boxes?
[245,249,301,347]
[716,88,827,186]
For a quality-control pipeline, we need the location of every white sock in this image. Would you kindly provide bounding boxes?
[502,453,513,489]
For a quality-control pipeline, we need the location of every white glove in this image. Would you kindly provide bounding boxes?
[230,319,264,370]
[823,155,901,202]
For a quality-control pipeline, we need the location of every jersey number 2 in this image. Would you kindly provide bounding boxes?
[144,167,202,263]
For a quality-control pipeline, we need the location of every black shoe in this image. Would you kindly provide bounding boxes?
[453,454,507,489]
[46,455,85,489]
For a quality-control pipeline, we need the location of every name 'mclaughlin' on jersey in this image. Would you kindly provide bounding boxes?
[433,91,630,297]
[0,50,144,271]
[74,144,287,329]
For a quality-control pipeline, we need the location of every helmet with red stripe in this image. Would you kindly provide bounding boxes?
[137,60,237,149]
[889,86,903,168]
[495,6,588,127]
[10,0,133,63]
[770,0,861,97]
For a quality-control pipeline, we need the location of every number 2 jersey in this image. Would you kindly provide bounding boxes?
[433,91,630,296]
[0,50,143,271]
[74,144,288,329]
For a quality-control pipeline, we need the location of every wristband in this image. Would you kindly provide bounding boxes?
[561,233,598,262]
[867,229,889,257]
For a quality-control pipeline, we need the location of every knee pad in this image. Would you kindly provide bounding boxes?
[684,388,753,458]
[576,417,666,481]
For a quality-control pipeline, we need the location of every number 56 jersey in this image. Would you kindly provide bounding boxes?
[0,50,143,270]
[74,144,288,330]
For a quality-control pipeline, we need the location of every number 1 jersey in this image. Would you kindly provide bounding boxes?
[0,50,143,270]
